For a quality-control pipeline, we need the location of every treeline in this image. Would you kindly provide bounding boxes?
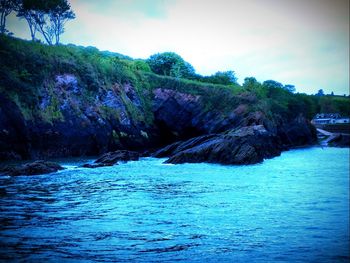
[0,0,74,45]
[146,52,238,86]
[145,52,301,92]
[144,52,349,117]
[241,77,350,118]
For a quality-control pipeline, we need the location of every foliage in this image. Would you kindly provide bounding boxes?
[147,52,196,79]
[263,80,283,89]
[0,0,20,34]
[133,59,151,72]
[317,96,350,116]
[146,52,239,86]
[284,84,295,93]
[315,89,324,96]
[199,70,238,85]
[242,77,267,99]
[0,35,138,118]
[17,0,75,45]
[144,72,242,113]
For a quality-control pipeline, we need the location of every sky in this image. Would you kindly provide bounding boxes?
[7,0,350,95]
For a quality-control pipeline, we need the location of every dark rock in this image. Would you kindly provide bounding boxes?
[278,115,317,147]
[328,134,350,147]
[152,140,183,158]
[95,150,140,164]
[81,163,113,168]
[156,114,318,165]
[0,95,30,160]
[82,150,140,168]
[2,160,64,176]
[158,115,317,165]
[162,125,282,165]
[151,88,242,144]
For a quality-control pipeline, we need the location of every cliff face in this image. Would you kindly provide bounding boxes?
[0,74,153,159]
[0,78,243,159]
[0,36,317,161]
[0,81,316,161]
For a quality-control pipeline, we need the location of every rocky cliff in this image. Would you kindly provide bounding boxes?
[0,36,317,162]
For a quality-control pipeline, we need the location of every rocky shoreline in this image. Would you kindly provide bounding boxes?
[0,79,319,175]
[0,116,319,176]
[1,35,349,176]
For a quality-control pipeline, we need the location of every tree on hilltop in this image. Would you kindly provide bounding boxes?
[17,0,39,41]
[17,0,75,45]
[0,0,20,34]
[206,71,238,85]
[47,0,75,45]
[284,84,296,93]
[316,89,324,96]
[263,80,283,89]
[147,52,196,79]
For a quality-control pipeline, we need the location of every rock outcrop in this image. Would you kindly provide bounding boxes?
[152,88,243,143]
[153,125,282,165]
[1,160,64,176]
[153,116,317,165]
[82,150,140,168]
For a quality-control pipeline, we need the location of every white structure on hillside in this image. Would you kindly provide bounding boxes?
[312,113,350,125]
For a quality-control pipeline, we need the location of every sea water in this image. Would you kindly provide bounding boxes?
[0,147,349,262]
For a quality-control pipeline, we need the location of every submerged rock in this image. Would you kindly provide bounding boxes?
[82,150,140,168]
[81,163,112,168]
[1,160,64,176]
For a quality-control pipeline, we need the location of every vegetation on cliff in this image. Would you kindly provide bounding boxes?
[1,35,348,123]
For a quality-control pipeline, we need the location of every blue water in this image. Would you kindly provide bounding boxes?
[0,147,349,262]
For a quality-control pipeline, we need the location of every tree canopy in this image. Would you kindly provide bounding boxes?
[0,0,20,34]
[202,71,238,85]
[15,0,75,45]
[147,52,196,79]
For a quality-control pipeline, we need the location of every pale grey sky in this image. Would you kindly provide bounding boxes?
[7,0,350,95]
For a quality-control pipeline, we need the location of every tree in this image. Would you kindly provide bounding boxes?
[170,60,195,79]
[243,77,257,85]
[201,70,238,85]
[263,80,290,104]
[284,84,296,93]
[0,0,20,34]
[133,59,151,72]
[17,0,75,45]
[147,52,196,79]
[263,80,283,89]
[48,0,75,45]
[242,77,267,98]
[17,0,39,41]
[213,71,237,85]
[316,89,324,96]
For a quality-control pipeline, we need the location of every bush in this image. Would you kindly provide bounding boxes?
[147,52,196,79]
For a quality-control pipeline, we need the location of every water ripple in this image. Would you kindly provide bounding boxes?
[0,148,349,262]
